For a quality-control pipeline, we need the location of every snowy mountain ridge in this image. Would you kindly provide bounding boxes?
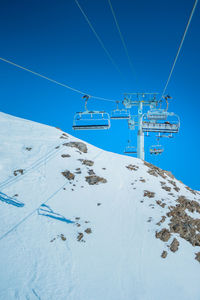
[0,111,200,300]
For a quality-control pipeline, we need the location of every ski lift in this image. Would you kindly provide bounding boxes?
[149,144,164,155]
[142,112,180,133]
[110,101,130,120]
[124,140,137,154]
[147,108,168,120]
[72,95,111,130]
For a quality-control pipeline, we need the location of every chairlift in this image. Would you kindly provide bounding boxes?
[110,101,130,120]
[142,112,180,133]
[72,95,111,130]
[124,140,137,154]
[147,108,168,120]
[149,144,164,155]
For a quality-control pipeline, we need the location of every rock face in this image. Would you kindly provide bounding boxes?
[61,170,75,180]
[61,154,71,158]
[156,228,171,242]
[63,142,87,153]
[85,175,107,185]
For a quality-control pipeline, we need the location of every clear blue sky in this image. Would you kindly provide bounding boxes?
[0,0,199,190]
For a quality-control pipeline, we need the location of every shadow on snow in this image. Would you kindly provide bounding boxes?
[0,192,24,207]
[37,204,74,224]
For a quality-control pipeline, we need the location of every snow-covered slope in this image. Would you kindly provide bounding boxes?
[0,111,200,300]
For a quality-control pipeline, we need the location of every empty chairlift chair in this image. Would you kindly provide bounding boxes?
[124,140,137,154]
[73,95,111,130]
[110,101,130,120]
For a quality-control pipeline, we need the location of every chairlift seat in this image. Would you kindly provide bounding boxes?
[73,124,110,130]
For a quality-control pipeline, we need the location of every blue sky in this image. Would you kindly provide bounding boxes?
[0,0,199,189]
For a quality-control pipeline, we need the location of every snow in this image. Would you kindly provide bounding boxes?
[0,111,200,300]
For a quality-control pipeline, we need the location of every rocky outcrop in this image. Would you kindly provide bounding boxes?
[156,228,171,242]
[61,170,75,180]
[170,238,179,252]
[79,159,94,166]
[63,142,87,153]
[13,169,24,176]
[126,164,139,171]
[144,190,155,198]
[85,175,107,185]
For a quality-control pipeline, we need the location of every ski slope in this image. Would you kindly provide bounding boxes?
[0,111,200,300]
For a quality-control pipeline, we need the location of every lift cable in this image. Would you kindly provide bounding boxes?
[107,0,136,79]
[0,56,117,103]
[74,0,122,77]
[161,0,199,98]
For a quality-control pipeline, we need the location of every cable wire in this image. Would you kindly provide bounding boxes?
[74,0,122,76]
[0,56,116,102]
[161,0,199,98]
[107,0,136,79]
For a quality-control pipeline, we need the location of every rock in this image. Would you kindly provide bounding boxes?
[144,190,155,198]
[162,185,171,192]
[161,251,168,258]
[60,133,68,139]
[61,170,75,180]
[60,234,66,241]
[63,142,87,153]
[77,232,84,241]
[144,161,174,180]
[13,169,24,176]
[97,203,101,206]
[55,146,60,149]
[85,228,92,234]
[85,175,107,185]
[79,159,94,166]
[195,252,200,263]
[156,200,166,208]
[88,169,95,175]
[61,154,71,158]
[140,178,146,183]
[25,147,32,151]
[156,228,171,242]
[156,216,166,226]
[126,164,139,171]
[170,238,179,252]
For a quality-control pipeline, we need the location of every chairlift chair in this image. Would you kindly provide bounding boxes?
[147,108,168,120]
[149,144,164,155]
[110,101,130,120]
[124,140,137,154]
[142,113,180,133]
[72,95,111,130]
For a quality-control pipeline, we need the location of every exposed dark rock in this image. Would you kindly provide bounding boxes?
[195,252,200,263]
[156,216,166,226]
[55,146,60,149]
[85,175,107,185]
[162,185,171,192]
[60,133,68,139]
[97,203,101,206]
[61,154,71,158]
[61,170,75,180]
[63,142,87,153]
[140,178,146,183]
[156,200,166,208]
[13,169,24,176]
[156,228,171,242]
[88,169,95,175]
[85,228,92,234]
[60,234,66,241]
[170,238,179,252]
[126,164,139,171]
[79,159,94,166]
[161,251,168,258]
[144,190,155,198]
[25,147,32,151]
[144,161,174,179]
[77,232,84,242]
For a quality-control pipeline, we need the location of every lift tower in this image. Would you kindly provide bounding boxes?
[123,93,159,160]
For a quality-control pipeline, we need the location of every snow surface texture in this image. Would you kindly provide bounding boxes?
[0,111,200,300]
